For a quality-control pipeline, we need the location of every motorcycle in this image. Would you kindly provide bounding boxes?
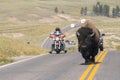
[49,34,67,54]
[98,34,105,51]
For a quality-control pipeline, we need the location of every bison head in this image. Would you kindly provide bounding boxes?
[76,27,95,52]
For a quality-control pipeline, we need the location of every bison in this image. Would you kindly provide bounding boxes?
[76,19,104,64]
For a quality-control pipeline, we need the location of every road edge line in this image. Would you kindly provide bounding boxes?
[0,53,48,69]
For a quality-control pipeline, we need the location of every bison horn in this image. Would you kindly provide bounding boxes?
[90,32,95,37]
[76,32,80,36]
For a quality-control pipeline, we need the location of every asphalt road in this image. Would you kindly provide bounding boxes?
[0,52,85,80]
[95,51,120,80]
[0,51,120,80]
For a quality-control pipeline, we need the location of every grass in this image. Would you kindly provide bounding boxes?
[0,22,71,64]
[116,45,120,50]
[0,36,48,65]
[0,0,120,22]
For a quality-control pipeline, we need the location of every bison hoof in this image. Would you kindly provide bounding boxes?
[91,58,95,63]
[85,60,92,65]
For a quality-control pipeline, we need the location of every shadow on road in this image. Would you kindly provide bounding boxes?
[80,62,102,65]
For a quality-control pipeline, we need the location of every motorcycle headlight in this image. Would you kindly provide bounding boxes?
[56,43,59,45]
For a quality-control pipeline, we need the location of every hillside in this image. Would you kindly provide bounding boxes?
[0,0,120,23]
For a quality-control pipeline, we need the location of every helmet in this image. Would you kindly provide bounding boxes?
[55,27,61,31]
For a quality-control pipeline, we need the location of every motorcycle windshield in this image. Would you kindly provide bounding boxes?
[55,37,60,41]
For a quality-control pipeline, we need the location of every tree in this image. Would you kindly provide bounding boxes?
[99,4,103,15]
[112,8,116,18]
[92,2,111,17]
[102,4,110,17]
[81,7,84,16]
[116,5,120,17]
[92,2,103,16]
[106,5,110,17]
[84,7,87,15]
[96,2,101,15]
[96,5,99,15]
[93,5,97,15]
[97,2,100,6]
[80,7,87,16]
[54,7,58,13]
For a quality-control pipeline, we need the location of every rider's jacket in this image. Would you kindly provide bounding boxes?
[49,31,65,41]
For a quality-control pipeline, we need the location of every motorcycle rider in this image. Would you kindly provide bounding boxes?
[98,33,104,51]
[49,27,66,53]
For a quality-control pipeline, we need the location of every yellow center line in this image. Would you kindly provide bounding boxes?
[80,64,94,80]
[79,51,105,80]
[87,50,108,80]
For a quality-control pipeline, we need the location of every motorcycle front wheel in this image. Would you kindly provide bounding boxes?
[56,50,60,54]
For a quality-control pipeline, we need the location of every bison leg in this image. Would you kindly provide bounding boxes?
[90,47,99,63]
[90,56,95,63]
[81,51,91,64]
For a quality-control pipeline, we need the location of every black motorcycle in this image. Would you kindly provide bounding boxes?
[98,34,105,51]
